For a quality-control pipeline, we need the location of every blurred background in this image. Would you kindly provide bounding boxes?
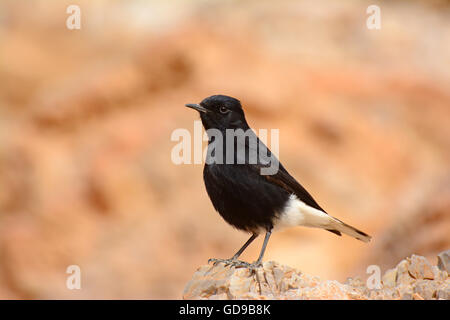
[0,0,449,299]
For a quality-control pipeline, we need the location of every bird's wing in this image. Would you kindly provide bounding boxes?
[261,164,327,213]
[242,132,328,214]
[234,131,344,236]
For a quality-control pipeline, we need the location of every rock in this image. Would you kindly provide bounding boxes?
[413,293,425,300]
[413,280,437,300]
[407,255,434,280]
[382,268,397,288]
[436,287,450,300]
[396,259,415,286]
[437,250,450,273]
[183,253,449,300]
[183,261,367,300]
[400,292,413,300]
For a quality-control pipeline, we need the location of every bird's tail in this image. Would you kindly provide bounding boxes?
[327,216,371,243]
[284,197,372,242]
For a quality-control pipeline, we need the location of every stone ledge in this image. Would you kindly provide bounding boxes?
[183,251,449,300]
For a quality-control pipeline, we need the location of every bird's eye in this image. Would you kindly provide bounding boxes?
[219,106,229,114]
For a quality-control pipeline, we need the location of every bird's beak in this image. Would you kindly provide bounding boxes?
[185,103,208,113]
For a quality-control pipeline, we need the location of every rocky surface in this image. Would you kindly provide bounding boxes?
[183,251,450,300]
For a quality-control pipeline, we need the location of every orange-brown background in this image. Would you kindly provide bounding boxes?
[0,0,449,299]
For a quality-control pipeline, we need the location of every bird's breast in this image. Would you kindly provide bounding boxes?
[203,163,290,233]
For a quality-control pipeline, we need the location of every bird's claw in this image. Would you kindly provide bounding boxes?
[208,258,230,266]
[247,261,263,274]
[208,258,252,269]
[208,258,263,271]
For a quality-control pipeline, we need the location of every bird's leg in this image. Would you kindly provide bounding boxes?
[208,233,258,268]
[248,230,272,271]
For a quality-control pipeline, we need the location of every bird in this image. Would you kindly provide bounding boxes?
[186,95,371,270]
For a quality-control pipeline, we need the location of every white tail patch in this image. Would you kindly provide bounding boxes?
[274,195,371,242]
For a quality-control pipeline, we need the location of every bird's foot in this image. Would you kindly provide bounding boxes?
[208,258,264,273]
[208,258,252,269]
[247,261,263,274]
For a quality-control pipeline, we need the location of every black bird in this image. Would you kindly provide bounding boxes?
[186,95,371,269]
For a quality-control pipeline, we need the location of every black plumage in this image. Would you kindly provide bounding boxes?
[186,95,371,268]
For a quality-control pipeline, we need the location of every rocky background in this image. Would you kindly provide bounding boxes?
[183,251,450,299]
[0,0,449,299]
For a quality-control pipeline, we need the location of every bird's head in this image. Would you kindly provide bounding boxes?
[186,95,249,131]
